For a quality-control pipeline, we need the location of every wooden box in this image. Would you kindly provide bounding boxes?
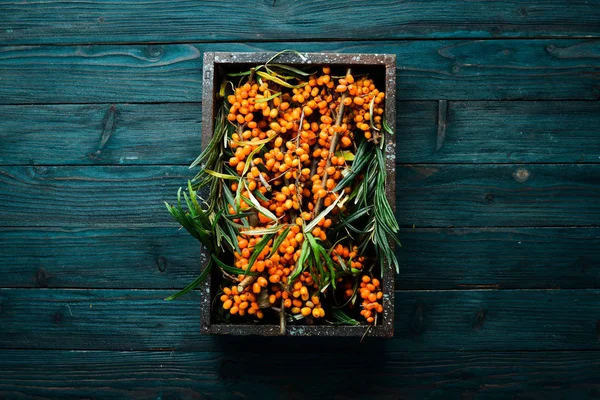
[199,52,397,337]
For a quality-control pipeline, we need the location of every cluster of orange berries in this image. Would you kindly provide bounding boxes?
[359,276,383,324]
[332,243,365,270]
[281,280,326,319]
[220,285,264,319]
[218,65,386,323]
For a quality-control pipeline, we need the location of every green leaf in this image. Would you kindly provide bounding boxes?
[333,140,370,192]
[245,233,275,275]
[227,70,252,77]
[246,185,278,222]
[211,255,259,276]
[255,91,282,103]
[268,226,291,257]
[288,238,309,284]
[204,170,238,180]
[240,225,285,236]
[331,309,360,326]
[335,150,355,161]
[268,63,314,77]
[165,260,212,300]
[256,71,307,89]
[303,192,344,234]
[252,189,269,202]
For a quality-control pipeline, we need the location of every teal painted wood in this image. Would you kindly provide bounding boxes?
[402,101,600,163]
[5,101,599,165]
[397,164,600,227]
[2,40,600,104]
[0,104,202,165]
[1,349,599,399]
[2,0,600,44]
[2,288,600,351]
[0,166,189,227]
[2,165,599,228]
[397,227,600,290]
[1,227,598,290]
[0,228,200,289]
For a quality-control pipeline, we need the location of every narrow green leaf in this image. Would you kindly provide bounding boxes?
[211,255,259,276]
[165,260,212,301]
[204,170,238,180]
[246,185,278,222]
[245,233,275,275]
[335,150,355,161]
[240,225,285,236]
[256,71,307,89]
[268,226,291,257]
[268,63,314,76]
[255,91,281,103]
[303,192,344,234]
[331,309,360,326]
[227,70,252,77]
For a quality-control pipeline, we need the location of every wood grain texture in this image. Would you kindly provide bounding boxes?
[0,165,190,227]
[0,104,202,165]
[1,349,599,399]
[2,0,600,44]
[403,101,600,163]
[0,227,200,288]
[2,40,600,104]
[2,288,600,351]
[3,101,599,165]
[2,164,598,228]
[397,164,600,227]
[1,226,598,290]
[398,227,600,290]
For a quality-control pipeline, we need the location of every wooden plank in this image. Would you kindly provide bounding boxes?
[2,0,600,44]
[1,288,600,351]
[3,101,599,166]
[0,102,432,166]
[397,227,600,290]
[1,164,598,228]
[1,226,598,290]
[397,164,600,227]
[0,165,190,227]
[1,349,599,399]
[0,104,202,166]
[0,227,200,288]
[402,101,600,163]
[2,40,599,104]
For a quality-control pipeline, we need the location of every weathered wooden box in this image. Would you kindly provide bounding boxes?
[199,52,397,337]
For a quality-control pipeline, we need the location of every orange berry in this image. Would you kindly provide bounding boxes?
[353,97,365,106]
[252,283,261,294]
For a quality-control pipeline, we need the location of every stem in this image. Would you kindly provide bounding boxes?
[237,275,256,293]
[292,109,305,219]
[279,297,286,335]
[313,68,351,217]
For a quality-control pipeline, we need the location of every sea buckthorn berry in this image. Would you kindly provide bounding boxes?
[353,97,365,106]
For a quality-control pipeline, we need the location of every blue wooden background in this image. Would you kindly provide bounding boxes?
[1,1,600,398]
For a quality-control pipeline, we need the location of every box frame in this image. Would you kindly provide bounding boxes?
[199,51,396,337]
